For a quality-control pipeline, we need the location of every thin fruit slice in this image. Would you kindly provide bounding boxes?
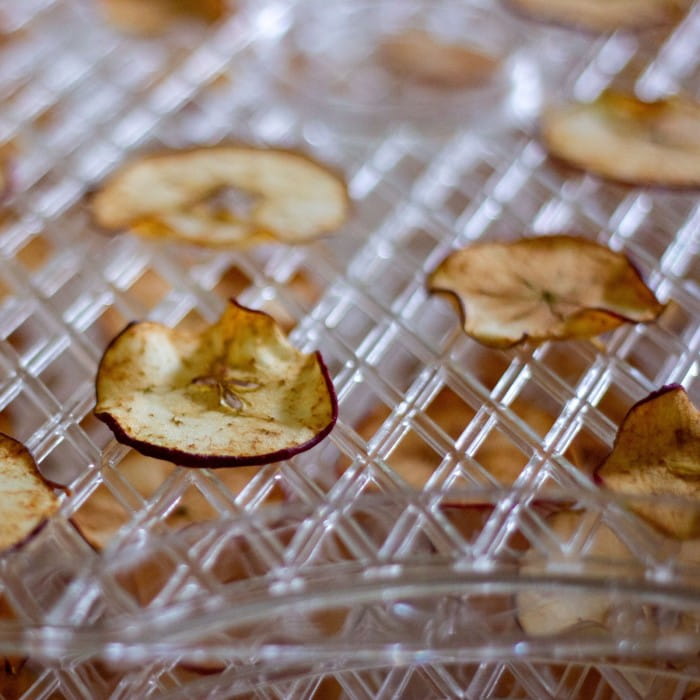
[0,433,60,553]
[95,300,337,467]
[596,385,700,539]
[542,91,700,187]
[517,510,635,635]
[91,147,349,248]
[100,0,225,36]
[429,235,663,348]
[379,30,499,89]
[507,0,685,33]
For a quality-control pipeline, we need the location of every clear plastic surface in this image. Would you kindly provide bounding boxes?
[0,0,698,697]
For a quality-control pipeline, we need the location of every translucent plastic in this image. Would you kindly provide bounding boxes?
[0,0,698,697]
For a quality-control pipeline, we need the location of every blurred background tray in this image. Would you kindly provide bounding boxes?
[0,0,698,697]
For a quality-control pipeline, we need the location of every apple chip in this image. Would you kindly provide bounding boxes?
[596,385,700,539]
[507,0,685,33]
[379,30,499,89]
[95,300,337,467]
[91,147,349,249]
[0,433,60,553]
[517,510,635,635]
[542,91,700,187]
[100,0,226,36]
[428,235,663,348]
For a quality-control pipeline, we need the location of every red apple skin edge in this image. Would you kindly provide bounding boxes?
[593,383,686,488]
[429,234,665,350]
[94,301,339,468]
[0,432,68,557]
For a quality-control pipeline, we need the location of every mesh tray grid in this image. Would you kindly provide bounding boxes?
[0,0,699,697]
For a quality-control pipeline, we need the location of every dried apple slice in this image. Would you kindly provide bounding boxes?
[429,235,663,348]
[100,0,226,36]
[91,147,349,249]
[542,91,700,187]
[379,30,499,89]
[95,300,337,467]
[0,433,60,553]
[517,510,635,635]
[596,385,700,539]
[507,0,685,33]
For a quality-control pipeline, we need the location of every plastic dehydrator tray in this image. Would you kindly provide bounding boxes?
[0,0,699,697]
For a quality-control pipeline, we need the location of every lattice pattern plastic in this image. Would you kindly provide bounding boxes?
[0,0,698,697]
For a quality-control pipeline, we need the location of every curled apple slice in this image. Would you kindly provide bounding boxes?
[0,433,60,553]
[95,300,337,467]
[542,92,700,187]
[91,147,349,248]
[517,510,634,636]
[428,235,663,349]
[379,30,499,89]
[596,385,700,539]
[507,0,685,33]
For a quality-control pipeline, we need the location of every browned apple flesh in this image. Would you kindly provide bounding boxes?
[91,147,349,248]
[517,510,635,635]
[0,433,60,553]
[94,300,337,467]
[508,0,685,33]
[596,385,700,539]
[379,30,499,89]
[542,91,700,187]
[428,234,663,348]
[100,0,226,36]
